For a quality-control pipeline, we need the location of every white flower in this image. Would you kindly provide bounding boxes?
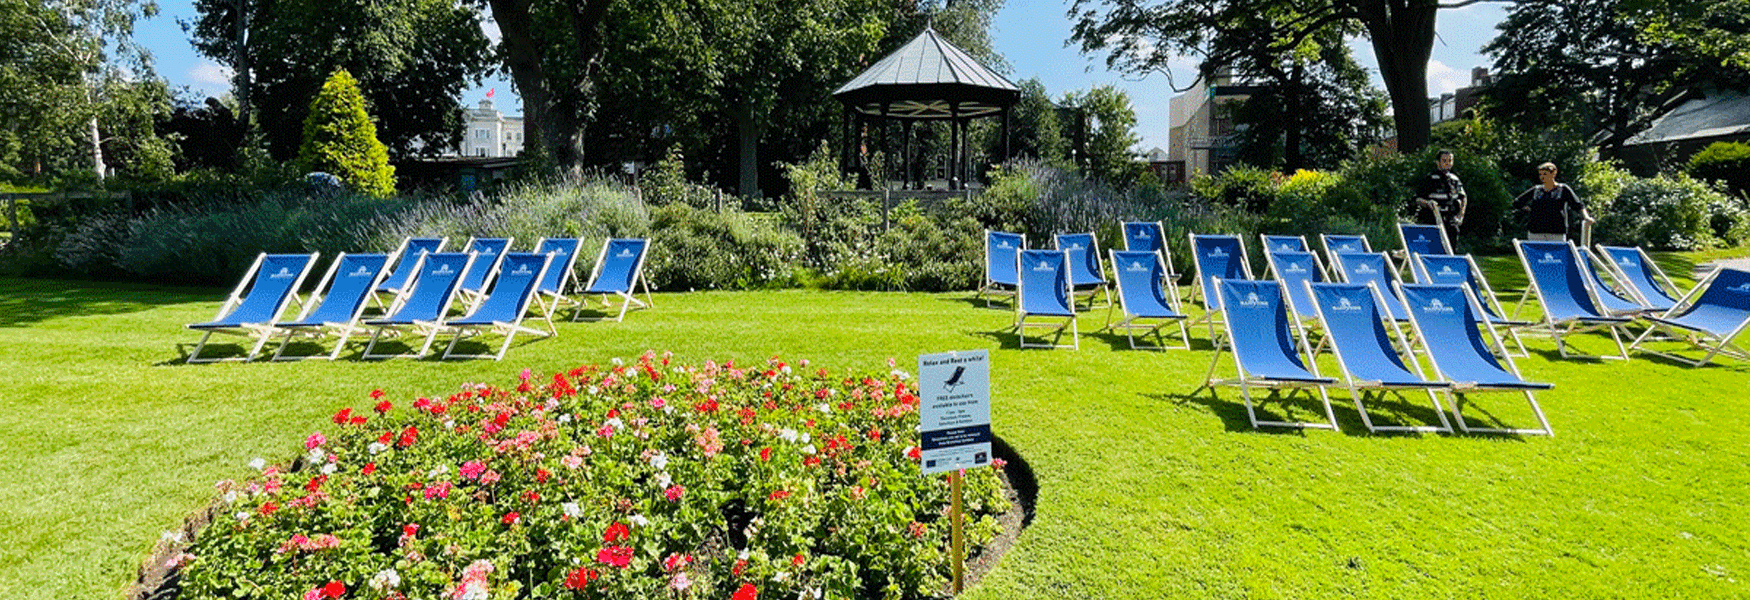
[802,444,816,455]
[160,530,185,544]
[306,448,326,464]
[368,442,388,455]
[801,433,812,444]
[320,463,337,475]
[773,571,790,582]
[781,365,792,374]
[738,549,750,560]
[891,369,911,380]
[222,491,237,504]
[606,417,624,429]
[628,514,650,527]
[248,458,267,471]
[611,357,624,365]
[544,399,561,411]
[558,413,573,424]
[656,472,673,488]
[562,502,582,519]
[779,429,799,443]
[798,589,823,600]
[429,465,450,478]
[649,452,669,470]
[816,403,831,414]
[443,419,455,429]
[369,568,402,591]
[234,511,249,522]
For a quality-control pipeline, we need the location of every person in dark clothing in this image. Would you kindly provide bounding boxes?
[1512,162,1593,242]
[1413,150,1466,249]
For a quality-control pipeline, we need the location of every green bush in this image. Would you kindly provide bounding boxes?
[876,214,984,292]
[645,205,802,291]
[641,146,719,209]
[1335,148,1513,252]
[297,69,396,197]
[1687,141,1750,200]
[1591,173,1747,250]
[1190,166,1279,213]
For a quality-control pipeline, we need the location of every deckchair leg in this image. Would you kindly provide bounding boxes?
[328,328,354,360]
[187,331,216,363]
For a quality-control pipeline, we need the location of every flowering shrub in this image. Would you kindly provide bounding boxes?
[171,353,1009,600]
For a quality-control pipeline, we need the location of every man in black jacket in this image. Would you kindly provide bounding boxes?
[1413,150,1466,250]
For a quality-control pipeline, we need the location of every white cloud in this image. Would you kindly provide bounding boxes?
[480,18,501,45]
[188,60,233,87]
[1425,59,1465,95]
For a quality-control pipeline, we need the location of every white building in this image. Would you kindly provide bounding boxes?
[458,99,525,158]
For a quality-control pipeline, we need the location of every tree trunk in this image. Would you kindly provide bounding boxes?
[1358,0,1437,153]
[736,102,762,197]
[89,115,106,181]
[234,0,250,128]
[1284,61,1304,171]
[485,0,608,175]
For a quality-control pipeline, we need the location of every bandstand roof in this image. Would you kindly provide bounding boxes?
[833,27,1020,120]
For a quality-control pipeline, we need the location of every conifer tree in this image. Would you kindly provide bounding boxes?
[297,69,395,197]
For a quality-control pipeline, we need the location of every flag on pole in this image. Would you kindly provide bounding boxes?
[486,88,495,99]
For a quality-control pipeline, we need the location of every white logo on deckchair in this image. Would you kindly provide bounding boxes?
[997,241,1014,250]
[1135,230,1153,239]
[1033,261,1055,272]
[1414,235,1429,243]
[1126,261,1148,273]
[1438,265,1459,276]
[1618,256,1636,267]
[1339,243,1358,251]
[1285,263,1306,273]
[1729,283,1750,294]
[1332,297,1363,312]
[435,265,454,275]
[1538,252,1562,265]
[1239,292,1268,308]
[1066,243,1084,251]
[1276,244,1294,251]
[1422,299,1455,313]
[617,248,635,258]
[512,264,534,275]
[1356,263,1377,274]
[350,266,373,277]
[1207,247,1228,258]
[269,267,295,279]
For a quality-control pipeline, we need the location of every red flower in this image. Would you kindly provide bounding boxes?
[731,582,758,600]
[397,426,418,448]
[535,468,550,483]
[502,512,520,525]
[331,408,353,425]
[603,522,630,543]
[258,501,278,515]
[792,553,805,567]
[732,558,747,576]
[664,485,685,502]
[370,389,385,400]
[374,400,392,414]
[563,567,598,590]
[361,463,376,475]
[321,580,345,598]
[595,545,634,568]
[768,489,790,501]
[906,446,921,461]
[305,475,327,493]
[804,457,821,468]
[377,431,393,445]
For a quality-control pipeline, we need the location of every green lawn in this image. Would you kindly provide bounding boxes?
[2,252,1748,599]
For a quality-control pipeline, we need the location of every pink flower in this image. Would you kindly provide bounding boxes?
[561,455,582,469]
[459,460,486,481]
[480,470,500,486]
[669,571,693,591]
[664,485,685,502]
[595,545,634,568]
[423,481,452,500]
[311,534,339,550]
[305,432,326,450]
[596,423,615,438]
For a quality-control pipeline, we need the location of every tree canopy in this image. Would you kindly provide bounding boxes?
[298,69,395,197]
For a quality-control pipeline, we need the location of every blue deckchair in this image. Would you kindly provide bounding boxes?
[1202,278,1339,430]
[1398,223,1451,257]
[437,252,555,360]
[1261,234,1309,254]
[457,237,514,308]
[1188,233,1253,340]
[1320,233,1372,256]
[362,252,475,359]
[265,253,390,361]
[1308,282,1452,433]
[1014,249,1079,349]
[530,237,584,326]
[1105,250,1189,350]
[374,237,446,305]
[1056,232,1109,308]
[1597,245,1683,313]
[979,230,1026,307]
[1398,283,1554,436]
[574,238,653,322]
[1577,247,1651,316]
[1513,240,1634,359]
[1265,249,1328,323]
[1630,267,1750,366]
[1331,251,1410,322]
[1122,221,1166,253]
[186,253,318,363]
[1412,253,1531,356]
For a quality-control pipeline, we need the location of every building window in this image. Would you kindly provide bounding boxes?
[476,129,489,140]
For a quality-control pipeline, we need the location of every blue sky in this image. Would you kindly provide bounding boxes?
[136,0,1507,152]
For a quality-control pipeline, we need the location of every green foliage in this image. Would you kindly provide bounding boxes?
[876,213,984,292]
[1190,166,1280,214]
[646,205,802,291]
[999,78,1070,164]
[641,146,717,209]
[296,70,396,198]
[1060,86,1144,187]
[1686,141,1750,198]
[1589,172,1747,249]
[780,141,863,270]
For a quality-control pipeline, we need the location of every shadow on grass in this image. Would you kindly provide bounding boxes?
[1150,388,1314,436]
[0,277,212,328]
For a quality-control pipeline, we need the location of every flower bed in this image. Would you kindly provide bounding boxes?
[156,353,1012,599]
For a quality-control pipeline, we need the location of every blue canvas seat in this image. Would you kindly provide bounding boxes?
[436,252,555,360]
[1122,221,1166,254]
[265,253,391,361]
[528,237,584,326]
[1055,232,1109,308]
[373,237,446,306]
[1411,253,1531,356]
[1014,249,1079,349]
[1630,267,1750,367]
[1330,251,1411,322]
[1513,240,1634,359]
[456,237,514,308]
[1308,282,1452,433]
[1596,245,1683,313]
[362,252,475,359]
[1261,234,1309,254]
[1577,247,1653,316]
[1187,233,1253,341]
[573,238,653,322]
[1398,223,1451,257]
[1320,233,1372,256]
[1398,283,1554,436]
[1265,249,1328,322]
[1202,278,1338,430]
[1105,250,1189,350]
[186,253,318,363]
[978,230,1026,307]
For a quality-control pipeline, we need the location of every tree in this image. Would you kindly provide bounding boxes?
[479,0,613,174]
[1061,85,1142,185]
[1228,39,1388,170]
[998,78,1069,164]
[1,0,171,182]
[1070,0,1455,153]
[298,69,395,197]
[188,0,492,161]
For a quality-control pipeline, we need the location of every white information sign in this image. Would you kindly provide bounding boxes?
[917,350,992,475]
